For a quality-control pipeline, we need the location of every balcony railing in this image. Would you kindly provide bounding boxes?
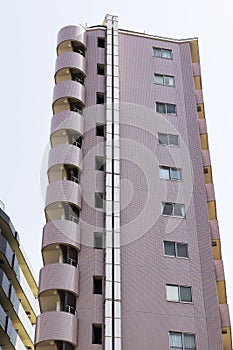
[65,305,77,316]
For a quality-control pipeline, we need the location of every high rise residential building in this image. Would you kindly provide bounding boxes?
[34,14,232,350]
[0,203,39,349]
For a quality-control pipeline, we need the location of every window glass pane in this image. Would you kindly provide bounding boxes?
[96,156,105,171]
[184,334,196,349]
[160,167,170,180]
[164,241,176,256]
[177,243,188,258]
[167,104,177,115]
[95,193,104,208]
[153,48,161,57]
[156,102,166,113]
[158,133,168,145]
[166,285,179,301]
[174,204,185,217]
[162,49,172,59]
[170,168,181,180]
[164,75,174,86]
[169,332,182,348]
[154,74,164,85]
[162,203,173,215]
[180,286,192,302]
[168,134,179,146]
[94,232,103,249]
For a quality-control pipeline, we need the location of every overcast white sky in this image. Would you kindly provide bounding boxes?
[0,0,232,320]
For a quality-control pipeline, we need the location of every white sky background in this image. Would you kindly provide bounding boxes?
[0,0,233,320]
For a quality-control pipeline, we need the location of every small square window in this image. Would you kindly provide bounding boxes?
[164,75,174,86]
[92,324,102,344]
[93,276,103,294]
[168,134,179,146]
[176,243,188,258]
[94,232,103,249]
[197,105,202,112]
[97,64,105,75]
[95,156,105,171]
[203,167,209,174]
[183,334,196,349]
[166,104,177,115]
[212,241,217,247]
[166,285,179,302]
[180,286,192,302]
[154,74,164,85]
[162,203,173,216]
[164,241,176,257]
[95,192,104,209]
[98,37,105,48]
[156,102,166,114]
[96,123,105,137]
[96,92,105,104]
[173,204,185,217]
[158,133,168,145]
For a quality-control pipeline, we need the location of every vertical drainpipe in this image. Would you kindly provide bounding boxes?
[104,14,121,350]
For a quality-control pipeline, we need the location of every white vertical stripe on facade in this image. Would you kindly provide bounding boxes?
[104,14,121,350]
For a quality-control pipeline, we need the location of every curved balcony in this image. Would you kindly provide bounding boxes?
[45,180,81,210]
[50,128,83,151]
[39,263,79,297]
[48,144,83,173]
[55,52,86,74]
[57,25,86,57]
[42,220,81,252]
[52,81,85,114]
[35,311,78,347]
[55,52,86,85]
[51,110,84,135]
[55,68,85,86]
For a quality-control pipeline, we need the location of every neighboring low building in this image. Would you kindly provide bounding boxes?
[0,203,39,349]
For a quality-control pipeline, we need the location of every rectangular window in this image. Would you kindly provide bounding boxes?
[158,133,179,147]
[169,332,196,349]
[156,102,177,115]
[95,156,105,171]
[97,37,105,48]
[164,241,188,258]
[94,232,103,249]
[97,64,105,75]
[95,192,104,209]
[162,202,185,218]
[160,166,181,180]
[154,74,174,87]
[96,92,105,104]
[166,285,192,303]
[96,123,105,137]
[93,276,103,294]
[92,324,102,344]
[153,47,172,59]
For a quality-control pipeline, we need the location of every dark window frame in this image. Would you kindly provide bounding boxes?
[92,324,103,344]
[153,47,173,59]
[164,241,188,259]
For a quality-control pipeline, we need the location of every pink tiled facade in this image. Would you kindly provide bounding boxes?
[35,15,232,350]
